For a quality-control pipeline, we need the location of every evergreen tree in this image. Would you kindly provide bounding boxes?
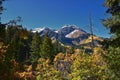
[6,25,31,63]
[102,0,120,78]
[30,32,41,63]
[40,34,54,60]
[0,1,15,79]
[53,40,65,54]
[102,0,120,47]
[53,40,59,54]
[0,24,6,42]
[0,0,6,42]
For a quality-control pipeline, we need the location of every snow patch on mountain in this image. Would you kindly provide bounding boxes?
[32,27,46,33]
[32,24,95,45]
[54,30,58,33]
[62,25,79,29]
[65,29,86,38]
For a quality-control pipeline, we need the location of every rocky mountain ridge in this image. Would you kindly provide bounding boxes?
[32,25,103,46]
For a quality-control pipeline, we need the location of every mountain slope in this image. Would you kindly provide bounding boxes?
[33,27,58,38]
[80,35,103,48]
[32,25,102,46]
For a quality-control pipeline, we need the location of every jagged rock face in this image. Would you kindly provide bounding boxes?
[58,25,79,36]
[32,25,93,46]
[33,27,58,38]
[57,25,90,45]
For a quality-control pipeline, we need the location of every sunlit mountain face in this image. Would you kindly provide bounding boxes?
[32,25,103,46]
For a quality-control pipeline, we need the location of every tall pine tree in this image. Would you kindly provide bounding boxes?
[30,32,41,63]
[102,0,120,78]
[0,0,15,79]
[40,33,54,60]
[0,24,6,42]
[103,0,120,47]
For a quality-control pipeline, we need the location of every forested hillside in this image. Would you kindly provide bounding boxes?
[0,0,120,80]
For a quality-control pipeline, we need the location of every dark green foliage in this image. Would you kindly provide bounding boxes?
[53,40,60,54]
[5,25,31,63]
[3,45,14,79]
[103,0,120,39]
[0,0,6,15]
[102,0,120,79]
[53,40,66,54]
[30,32,41,63]
[105,47,120,78]
[0,24,6,42]
[0,42,14,80]
[40,34,54,60]
[0,1,15,79]
[102,0,120,48]
[105,0,120,15]
[103,37,120,49]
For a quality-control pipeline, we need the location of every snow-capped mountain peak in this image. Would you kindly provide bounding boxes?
[54,30,58,33]
[32,27,52,33]
[32,27,46,33]
[32,25,93,45]
[62,24,79,29]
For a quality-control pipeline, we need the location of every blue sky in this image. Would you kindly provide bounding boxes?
[2,0,111,38]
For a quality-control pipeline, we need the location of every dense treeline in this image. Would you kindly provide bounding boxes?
[0,0,120,80]
[0,24,68,79]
